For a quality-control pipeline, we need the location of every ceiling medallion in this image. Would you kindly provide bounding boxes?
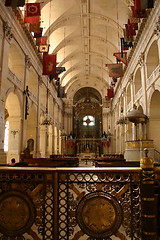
[0,190,36,237]
[76,191,123,238]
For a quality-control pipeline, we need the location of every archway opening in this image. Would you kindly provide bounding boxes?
[73,87,102,155]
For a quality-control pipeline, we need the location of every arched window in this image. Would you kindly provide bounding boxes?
[4,121,9,152]
[83,115,95,126]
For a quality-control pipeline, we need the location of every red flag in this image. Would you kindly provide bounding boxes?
[25,16,40,23]
[107,88,114,98]
[131,6,136,17]
[43,53,57,75]
[125,19,136,36]
[26,3,41,17]
[34,28,43,38]
[36,37,47,45]
[134,0,147,18]
[135,0,141,10]
[29,22,40,33]
[107,140,110,147]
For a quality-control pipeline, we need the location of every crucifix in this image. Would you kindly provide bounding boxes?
[24,86,30,120]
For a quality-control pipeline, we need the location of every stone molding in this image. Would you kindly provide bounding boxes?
[138,52,145,67]
[154,16,160,37]
[3,21,13,43]
[25,55,31,69]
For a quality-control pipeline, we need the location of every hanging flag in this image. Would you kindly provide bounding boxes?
[57,86,66,98]
[106,63,123,78]
[5,0,25,7]
[36,36,47,45]
[55,78,60,86]
[26,3,41,17]
[34,28,43,38]
[113,52,127,66]
[129,17,140,24]
[123,29,133,42]
[38,45,49,53]
[130,6,140,22]
[107,88,114,98]
[125,19,137,36]
[111,81,116,87]
[107,138,110,147]
[25,15,40,23]
[29,22,40,33]
[43,53,57,75]
[135,9,147,18]
[49,74,58,82]
[141,0,154,9]
[135,0,153,10]
[121,38,133,52]
[112,77,117,83]
[56,67,66,75]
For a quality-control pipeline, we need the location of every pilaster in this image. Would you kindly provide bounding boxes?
[20,55,31,154]
[0,22,13,163]
[138,52,147,114]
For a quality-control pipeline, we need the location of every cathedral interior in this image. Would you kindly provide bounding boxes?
[0,0,160,239]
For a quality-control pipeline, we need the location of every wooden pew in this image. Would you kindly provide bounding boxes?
[21,157,79,167]
[95,161,140,167]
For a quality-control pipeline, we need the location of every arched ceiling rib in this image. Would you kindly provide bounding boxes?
[28,0,133,100]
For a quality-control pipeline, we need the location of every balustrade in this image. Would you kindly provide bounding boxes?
[8,68,23,90]
[147,64,160,89]
[0,164,158,239]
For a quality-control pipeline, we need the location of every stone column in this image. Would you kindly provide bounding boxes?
[52,99,55,154]
[129,74,134,107]
[20,55,31,154]
[35,76,42,157]
[139,52,147,114]
[0,22,13,163]
[154,16,160,62]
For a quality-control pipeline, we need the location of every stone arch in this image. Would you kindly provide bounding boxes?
[148,90,160,152]
[5,92,21,162]
[126,83,131,106]
[146,40,159,79]
[134,68,141,95]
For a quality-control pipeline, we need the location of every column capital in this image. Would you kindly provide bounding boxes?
[25,55,31,69]
[138,52,145,67]
[38,76,43,86]
[129,73,133,83]
[154,16,160,37]
[3,22,13,43]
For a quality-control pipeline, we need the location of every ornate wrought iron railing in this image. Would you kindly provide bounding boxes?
[0,166,159,240]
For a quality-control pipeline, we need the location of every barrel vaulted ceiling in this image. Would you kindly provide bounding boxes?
[27,0,134,101]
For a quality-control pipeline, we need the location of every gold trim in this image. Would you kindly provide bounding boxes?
[126,142,140,148]
[141,181,154,184]
[143,232,156,236]
[142,214,156,218]
[142,197,155,201]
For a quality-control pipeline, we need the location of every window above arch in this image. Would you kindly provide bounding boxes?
[83,115,95,126]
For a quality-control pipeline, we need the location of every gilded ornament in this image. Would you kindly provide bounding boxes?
[76,191,123,238]
[0,190,35,237]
